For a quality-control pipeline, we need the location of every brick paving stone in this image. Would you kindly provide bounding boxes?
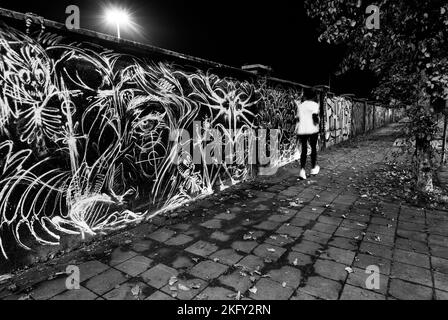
[148,228,176,242]
[396,238,429,254]
[302,230,331,245]
[287,251,313,267]
[103,281,154,300]
[254,220,281,231]
[397,229,427,243]
[171,256,195,269]
[161,278,207,300]
[210,231,230,242]
[367,224,395,237]
[78,260,110,282]
[196,287,234,300]
[165,234,194,246]
[215,212,236,220]
[276,224,304,238]
[277,207,299,215]
[320,246,356,265]
[236,255,265,271]
[340,219,367,230]
[183,227,201,238]
[334,226,364,239]
[219,270,254,292]
[354,254,391,275]
[364,232,395,247]
[290,291,319,300]
[268,214,292,223]
[264,234,294,247]
[84,269,127,295]
[359,241,393,260]
[231,241,258,253]
[296,211,320,220]
[185,240,219,257]
[328,237,358,251]
[431,244,448,259]
[267,266,302,289]
[141,264,179,289]
[371,217,395,226]
[398,221,424,232]
[388,279,433,300]
[346,267,389,295]
[393,249,430,269]
[189,260,228,280]
[51,287,98,300]
[253,244,287,261]
[289,217,311,227]
[30,277,67,300]
[429,235,448,248]
[115,255,153,277]
[390,262,432,287]
[145,291,176,300]
[244,230,265,241]
[297,276,342,300]
[435,290,448,300]
[318,215,343,226]
[210,249,243,266]
[292,240,323,256]
[313,259,348,282]
[431,256,448,274]
[340,284,385,300]
[434,272,448,292]
[132,239,155,253]
[311,222,338,235]
[200,219,223,229]
[171,223,192,231]
[249,278,293,300]
[108,248,138,266]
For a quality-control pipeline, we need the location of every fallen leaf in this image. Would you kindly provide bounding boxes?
[249,286,257,294]
[282,282,287,287]
[190,283,201,289]
[293,258,298,266]
[178,283,191,291]
[196,293,208,300]
[345,267,354,274]
[168,276,178,286]
[131,285,140,296]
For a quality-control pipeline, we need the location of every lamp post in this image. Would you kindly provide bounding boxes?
[105,8,131,39]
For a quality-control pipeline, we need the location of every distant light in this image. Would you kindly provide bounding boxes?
[104,7,132,39]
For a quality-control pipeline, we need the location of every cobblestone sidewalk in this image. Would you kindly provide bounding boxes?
[2,123,448,300]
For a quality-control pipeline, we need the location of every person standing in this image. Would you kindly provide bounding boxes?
[295,90,320,180]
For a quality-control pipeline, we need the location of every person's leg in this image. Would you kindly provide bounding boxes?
[299,135,309,169]
[310,133,318,168]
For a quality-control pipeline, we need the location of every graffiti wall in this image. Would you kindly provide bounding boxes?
[351,101,365,136]
[0,20,306,259]
[0,16,400,260]
[366,104,375,132]
[324,96,352,147]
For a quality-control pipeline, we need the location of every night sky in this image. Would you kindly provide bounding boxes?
[0,0,376,96]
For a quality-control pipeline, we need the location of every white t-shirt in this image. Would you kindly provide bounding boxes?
[295,100,320,135]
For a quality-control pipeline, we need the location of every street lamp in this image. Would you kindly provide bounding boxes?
[105,7,131,39]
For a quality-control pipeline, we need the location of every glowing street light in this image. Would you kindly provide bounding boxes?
[104,7,131,39]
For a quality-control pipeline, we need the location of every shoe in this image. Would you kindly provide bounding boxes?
[310,165,320,175]
[299,168,307,180]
